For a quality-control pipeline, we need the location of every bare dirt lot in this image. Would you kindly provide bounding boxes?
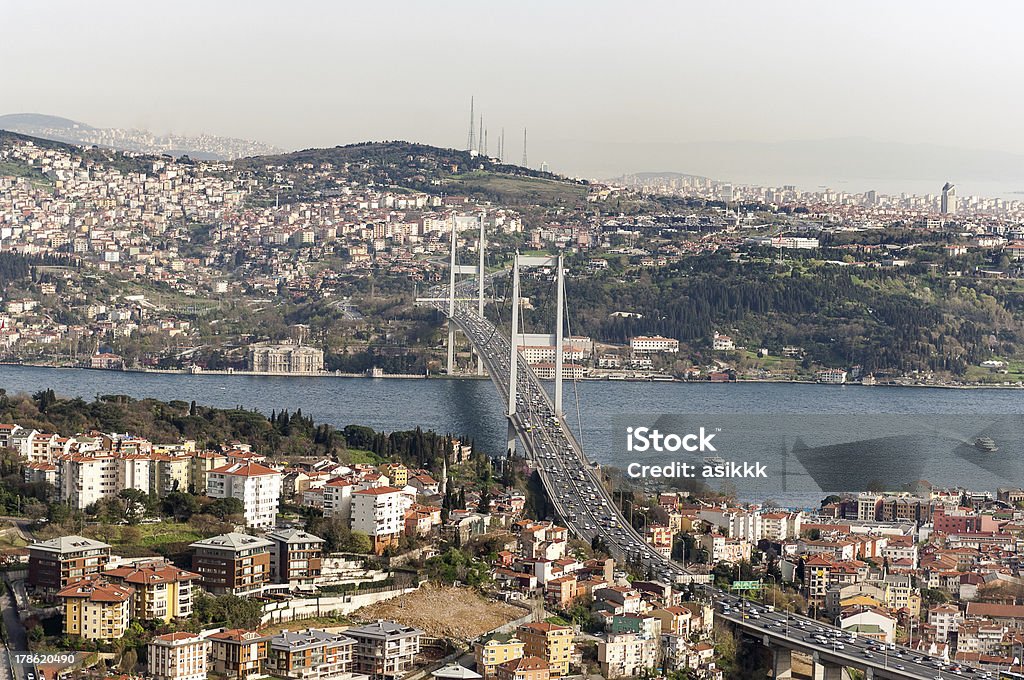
[351,584,526,640]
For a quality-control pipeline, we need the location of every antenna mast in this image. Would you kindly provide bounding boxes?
[521,128,528,168]
[466,97,475,151]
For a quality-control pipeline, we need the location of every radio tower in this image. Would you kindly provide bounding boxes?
[478,114,484,155]
[466,97,475,151]
[521,128,528,168]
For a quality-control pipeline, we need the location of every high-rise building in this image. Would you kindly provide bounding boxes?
[941,182,957,215]
[516,623,573,677]
[57,577,134,641]
[104,558,199,621]
[27,535,112,594]
[59,453,119,509]
[149,632,211,680]
[350,487,410,554]
[346,620,423,680]
[265,629,359,680]
[206,461,283,528]
[209,629,268,680]
[189,532,274,596]
[474,634,525,680]
[267,528,325,585]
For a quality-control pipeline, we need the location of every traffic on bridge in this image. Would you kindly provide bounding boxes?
[418,239,985,680]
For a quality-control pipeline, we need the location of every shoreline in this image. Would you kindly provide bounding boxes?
[2,361,1023,390]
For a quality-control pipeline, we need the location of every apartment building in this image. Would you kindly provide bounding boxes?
[517,623,573,677]
[189,532,273,596]
[28,535,112,593]
[117,452,153,493]
[650,607,692,637]
[380,463,409,488]
[190,451,229,494]
[474,634,525,680]
[760,511,803,541]
[267,528,325,585]
[57,577,134,641]
[351,487,409,554]
[697,533,751,564]
[0,423,22,449]
[206,461,283,528]
[598,634,659,679]
[346,620,423,680]
[323,478,354,521]
[148,632,211,680]
[209,629,268,680]
[496,657,549,680]
[59,453,119,509]
[151,454,192,497]
[104,559,198,621]
[265,629,359,680]
[24,462,58,489]
[698,507,762,543]
[928,605,964,642]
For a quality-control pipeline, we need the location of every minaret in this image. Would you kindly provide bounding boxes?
[521,128,528,168]
[440,454,448,495]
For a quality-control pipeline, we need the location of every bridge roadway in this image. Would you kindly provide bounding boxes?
[716,593,986,680]
[423,275,978,680]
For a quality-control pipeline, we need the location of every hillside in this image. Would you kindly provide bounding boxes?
[0,113,95,131]
[235,140,589,207]
[0,112,280,160]
[515,250,1024,379]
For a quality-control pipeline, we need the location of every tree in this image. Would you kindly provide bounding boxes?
[191,592,264,629]
[346,531,373,554]
[207,496,245,520]
[119,525,142,545]
[118,648,137,673]
[162,491,200,521]
[118,488,149,524]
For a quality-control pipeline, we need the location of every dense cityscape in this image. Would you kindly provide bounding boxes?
[5,3,1024,680]
[6,130,1024,386]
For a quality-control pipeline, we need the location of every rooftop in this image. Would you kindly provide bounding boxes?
[189,532,274,551]
[30,535,111,554]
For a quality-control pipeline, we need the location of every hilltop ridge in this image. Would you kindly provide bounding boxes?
[0,112,281,160]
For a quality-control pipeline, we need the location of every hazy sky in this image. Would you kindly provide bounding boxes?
[3,1,1023,183]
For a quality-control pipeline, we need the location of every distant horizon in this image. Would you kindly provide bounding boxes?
[4,0,1023,199]
[5,110,1024,201]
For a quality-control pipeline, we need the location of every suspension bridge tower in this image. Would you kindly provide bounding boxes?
[506,252,567,453]
[445,215,488,375]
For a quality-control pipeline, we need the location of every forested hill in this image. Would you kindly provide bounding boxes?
[0,389,460,468]
[233,140,566,181]
[233,140,590,207]
[525,253,1023,375]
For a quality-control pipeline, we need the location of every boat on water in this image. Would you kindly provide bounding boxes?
[974,436,999,452]
[704,456,726,466]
